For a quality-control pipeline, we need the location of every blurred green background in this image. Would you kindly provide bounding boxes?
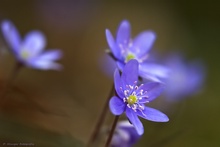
[0,0,219,146]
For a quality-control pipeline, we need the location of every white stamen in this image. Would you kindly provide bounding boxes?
[123,98,126,102]
[132,91,136,95]
[127,104,131,108]
[129,85,133,90]
[140,90,143,95]
[139,105,144,110]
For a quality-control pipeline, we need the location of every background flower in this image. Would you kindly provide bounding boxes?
[1,20,62,70]
[111,120,141,147]
[163,53,205,101]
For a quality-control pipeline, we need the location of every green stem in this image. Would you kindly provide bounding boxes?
[105,115,119,147]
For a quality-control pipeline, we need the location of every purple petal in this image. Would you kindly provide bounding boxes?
[121,59,138,86]
[116,61,125,71]
[139,62,170,79]
[138,71,162,82]
[116,20,131,46]
[1,20,21,53]
[130,31,156,58]
[137,107,169,122]
[125,108,144,135]
[138,82,165,102]
[34,49,62,61]
[27,58,62,70]
[118,120,141,144]
[106,29,122,60]
[22,31,46,57]
[186,61,205,94]
[114,69,124,98]
[109,96,125,115]
[165,56,205,100]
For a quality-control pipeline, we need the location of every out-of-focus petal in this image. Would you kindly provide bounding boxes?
[164,54,206,101]
[1,20,21,53]
[130,31,156,58]
[22,31,46,57]
[117,120,141,144]
[116,20,131,46]
[139,62,170,79]
[126,108,143,135]
[34,49,62,61]
[109,96,125,115]
[28,58,62,70]
[137,107,169,122]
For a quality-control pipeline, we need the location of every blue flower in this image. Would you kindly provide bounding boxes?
[109,59,169,135]
[163,54,205,101]
[111,120,141,147]
[106,20,169,82]
[1,20,62,70]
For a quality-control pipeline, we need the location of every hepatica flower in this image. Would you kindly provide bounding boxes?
[1,20,62,70]
[111,120,141,147]
[109,59,169,135]
[106,20,169,82]
[164,54,205,101]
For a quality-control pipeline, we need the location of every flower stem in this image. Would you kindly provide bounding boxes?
[105,115,120,147]
[87,84,115,147]
[0,62,22,105]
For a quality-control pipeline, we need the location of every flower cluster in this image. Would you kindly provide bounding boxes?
[106,20,205,145]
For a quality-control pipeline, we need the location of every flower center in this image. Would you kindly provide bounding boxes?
[127,95,138,105]
[21,50,29,60]
[125,53,135,62]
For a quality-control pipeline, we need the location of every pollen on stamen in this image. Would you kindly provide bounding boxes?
[140,89,144,95]
[124,90,128,96]
[135,86,138,90]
